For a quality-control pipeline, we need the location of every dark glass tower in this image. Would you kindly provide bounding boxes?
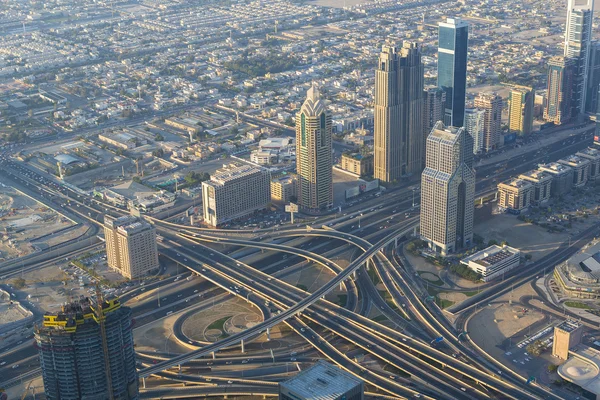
[437,17,469,128]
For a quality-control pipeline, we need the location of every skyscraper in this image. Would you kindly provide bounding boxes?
[564,0,594,116]
[296,85,332,210]
[35,297,138,400]
[464,108,485,154]
[544,56,575,125]
[474,93,502,151]
[423,87,446,165]
[585,41,600,114]
[438,17,469,127]
[508,86,535,135]
[420,122,475,256]
[373,42,424,182]
[104,215,159,279]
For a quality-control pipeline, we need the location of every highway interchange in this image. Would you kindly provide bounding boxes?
[0,121,598,399]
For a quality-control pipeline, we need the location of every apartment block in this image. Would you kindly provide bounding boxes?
[518,169,552,204]
[558,155,591,187]
[271,174,297,204]
[497,178,533,212]
[474,93,502,151]
[341,153,374,177]
[538,162,574,197]
[104,215,159,279]
[202,163,271,226]
[576,147,600,180]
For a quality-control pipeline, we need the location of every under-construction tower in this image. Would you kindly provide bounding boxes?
[34,296,139,400]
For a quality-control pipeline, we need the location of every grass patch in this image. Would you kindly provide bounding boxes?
[463,290,480,297]
[372,314,388,322]
[296,284,308,291]
[367,265,381,285]
[207,316,230,332]
[417,271,444,286]
[564,301,591,309]
[437,298,455,309]
[337,294,348,306]
[379,290,399,311]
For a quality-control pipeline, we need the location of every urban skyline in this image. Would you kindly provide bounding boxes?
[1,0,600,399]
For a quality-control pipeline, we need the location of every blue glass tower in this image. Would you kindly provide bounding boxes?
[437,18,469,128]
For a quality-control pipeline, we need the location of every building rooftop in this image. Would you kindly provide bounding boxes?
[565,241,600,280]
[577,147,600,159]
[280,360,362,400]
[519,169,553,182]
[54,153,80,165]
[558,346,600,396]
[461,245,520,268]
[539,162,572,174]
[557,320,582,333]
[559,155,591,166]
[208,163,266,186]
[500,178,533,190]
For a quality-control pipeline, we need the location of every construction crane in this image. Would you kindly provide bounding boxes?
[95,284,115,400]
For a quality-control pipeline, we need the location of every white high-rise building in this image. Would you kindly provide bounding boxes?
[464,108,485,154]
[420,122,475,256]
[564,0,595,115]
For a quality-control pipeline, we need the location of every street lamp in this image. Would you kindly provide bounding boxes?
[358,213,363,229]
[412,188,417,208]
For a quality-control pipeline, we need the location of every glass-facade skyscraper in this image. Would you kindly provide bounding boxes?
[437,18,469,128]
[564,0,594,116]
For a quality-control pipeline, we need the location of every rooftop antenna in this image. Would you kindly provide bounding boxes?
[22,21,26,34]
[274,20,279,34]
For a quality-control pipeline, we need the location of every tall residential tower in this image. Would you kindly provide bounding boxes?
[474,93,503,151]
[420,122,475,255]
[35,297,138,400]
[564,0,595,115]
[508,86,534,135]
[296,86,333,210]
[544,56,575,125]
[438,18,469,127]
[373,42,424,182]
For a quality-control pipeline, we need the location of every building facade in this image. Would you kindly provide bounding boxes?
[497,178,533,212]
[538,162,574,197]
[35,297,138,400]
[373,42,424,182]
[422,87,446,166]
[438,18,469,128]
[577,147,600,180]
[295,86,333,210]
[464,108,485,154]
[279,360,364,400]
[564,0,595,116]
[474,93,503,152]
[518,169,552,204]
[104,215,159,279]
[420,122,475,256]
[341,153,374,177]
[270,174,297,204]
[558,155,591,188]
[202,163,271,226]
[508,86,535,135]
[544,56,575,125]
[585,41,600,114]
[460,245,521,282]
[552,320,583,360]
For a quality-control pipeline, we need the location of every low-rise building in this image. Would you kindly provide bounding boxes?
[538,162,573,197]
[460,245,521,282]
[271,174,297,204]
[554,241,600,299]
[202,163,270,227]
[557,345,600,399]
[164,116,202,134]
[251,150,278,165]
[576,147,600,181]
[340,153,374,177]
[279,360,364,400]
[518,169,552,204]
[559,155,591,188]
[497,178,533,212]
